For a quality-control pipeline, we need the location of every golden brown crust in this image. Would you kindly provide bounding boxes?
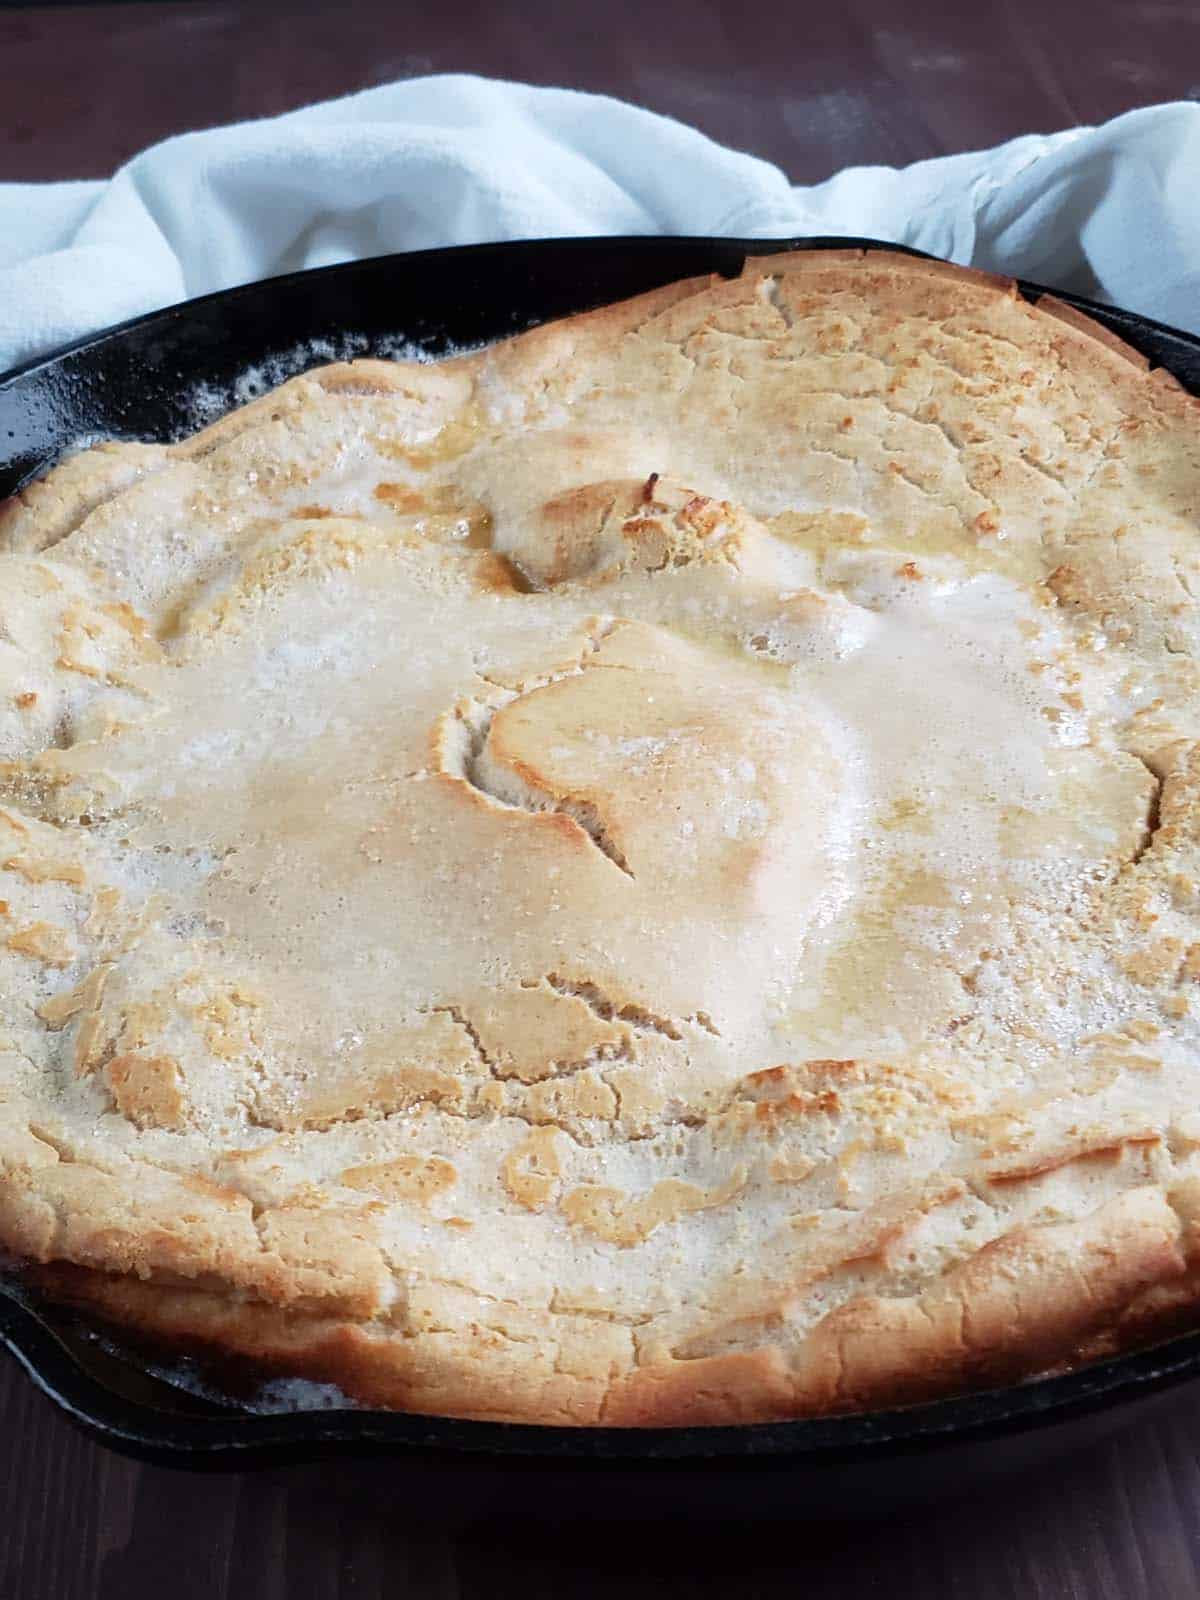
[4,248,1200,1424]
[32,1184,1200,1426]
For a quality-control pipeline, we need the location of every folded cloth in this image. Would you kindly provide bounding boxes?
[1,74,1198,373]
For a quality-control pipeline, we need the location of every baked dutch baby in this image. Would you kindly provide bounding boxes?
[3,250,1200,1424]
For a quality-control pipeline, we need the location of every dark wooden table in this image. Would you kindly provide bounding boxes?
[4,2,1200,1594]
[2,0,1200,185]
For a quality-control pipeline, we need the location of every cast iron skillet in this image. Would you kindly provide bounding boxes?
[2,237,1200,1515]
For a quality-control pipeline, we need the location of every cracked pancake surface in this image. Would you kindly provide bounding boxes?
[3,250,1200,1423]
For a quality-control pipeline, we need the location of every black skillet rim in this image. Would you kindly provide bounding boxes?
[2,234,1200,1468]
[6,1280,1200,1469]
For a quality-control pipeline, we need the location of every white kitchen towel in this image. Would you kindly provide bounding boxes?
[1,74,1198,374]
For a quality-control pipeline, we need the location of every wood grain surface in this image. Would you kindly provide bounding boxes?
[1,0,1199,183]
[4,1355,1200,1597]
[3,1,1200,1594]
